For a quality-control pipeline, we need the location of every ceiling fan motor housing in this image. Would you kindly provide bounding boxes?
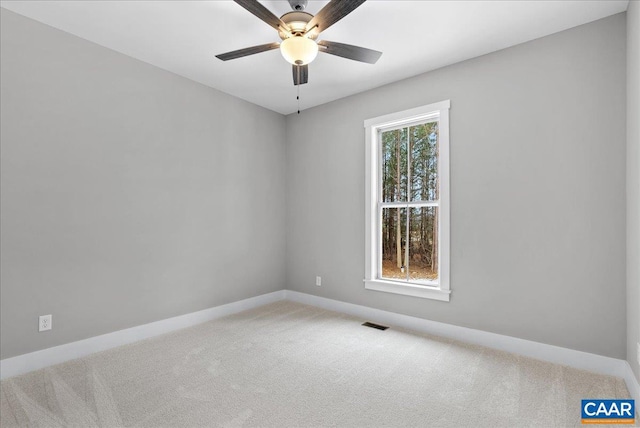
[279,11,315,39]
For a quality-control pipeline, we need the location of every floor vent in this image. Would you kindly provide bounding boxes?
[362,322,389,331]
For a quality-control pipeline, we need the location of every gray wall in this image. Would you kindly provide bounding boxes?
[628,1,640,383]
[0,9,286,359]
[285,14,628,359]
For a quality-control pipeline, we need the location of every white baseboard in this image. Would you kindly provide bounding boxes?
[3,288,639,405]
[624,362,640,407]
[0,290,286,380]
[284,290,640,399]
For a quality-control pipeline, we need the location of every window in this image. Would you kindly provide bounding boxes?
[364,100,450,301]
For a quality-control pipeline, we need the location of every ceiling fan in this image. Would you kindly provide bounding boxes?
[216,0,382,86]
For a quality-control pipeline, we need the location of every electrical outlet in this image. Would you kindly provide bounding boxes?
[316,276,322,286]
[39,314,52,332]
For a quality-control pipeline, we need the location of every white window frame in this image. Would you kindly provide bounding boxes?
[364,100,451,302]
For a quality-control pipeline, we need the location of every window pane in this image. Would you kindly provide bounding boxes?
[408,207,438,282]
[381,207,408,281]
[381,128,408,203]
[409,122,438,202]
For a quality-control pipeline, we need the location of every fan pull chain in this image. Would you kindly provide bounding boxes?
[297,83,300,114]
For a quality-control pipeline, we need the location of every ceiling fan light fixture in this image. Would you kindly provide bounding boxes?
[280,36,318,65]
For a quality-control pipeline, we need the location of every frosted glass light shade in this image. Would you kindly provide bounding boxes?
[280,36,318,65]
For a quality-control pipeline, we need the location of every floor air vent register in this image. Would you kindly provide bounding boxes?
[362,322,389,330]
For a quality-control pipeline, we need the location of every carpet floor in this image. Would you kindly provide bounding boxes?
[0,300,634,427]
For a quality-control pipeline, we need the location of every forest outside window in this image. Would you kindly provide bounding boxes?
[364,100,450,301]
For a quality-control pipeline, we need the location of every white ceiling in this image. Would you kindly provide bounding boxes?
[0,1,629,115]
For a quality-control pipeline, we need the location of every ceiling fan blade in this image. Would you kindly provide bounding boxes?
[216,42,280,61]
[318,40,382,64]
[293,64,309,86]
[305,0,367,34]
[234,0,290,32]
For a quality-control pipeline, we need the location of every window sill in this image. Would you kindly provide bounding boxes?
[364,279,451,302]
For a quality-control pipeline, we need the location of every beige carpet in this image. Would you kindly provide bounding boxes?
[0,301,634,427]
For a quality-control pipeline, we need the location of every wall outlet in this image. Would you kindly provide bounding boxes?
[316,276,322,286]
[39,314,52,332]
